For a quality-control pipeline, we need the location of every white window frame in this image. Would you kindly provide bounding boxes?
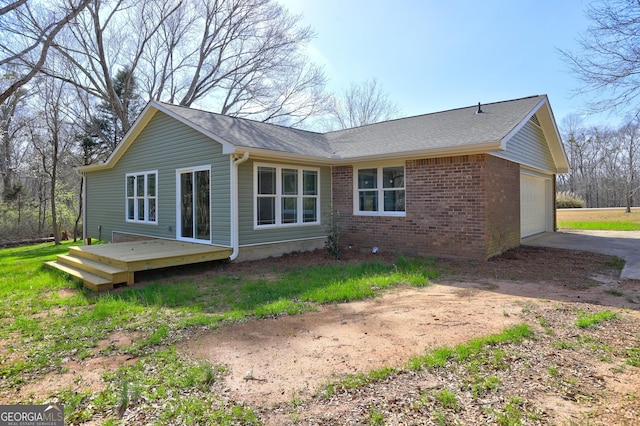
[253,163,320,229]
[353,164,406,217]
[125,170,158,224]
[175,165,212,243]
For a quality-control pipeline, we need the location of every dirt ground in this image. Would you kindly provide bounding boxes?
[178,246,640,425]
[5,246,640,425]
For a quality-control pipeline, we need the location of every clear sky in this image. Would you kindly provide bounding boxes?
[281,0,613,129]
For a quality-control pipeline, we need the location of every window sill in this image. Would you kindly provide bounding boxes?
[353,212,406,218]
[254,221,321,230]
[125,220,158,225]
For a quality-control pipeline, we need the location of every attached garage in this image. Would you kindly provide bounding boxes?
[520,170,554,237]
[492,105,568,242]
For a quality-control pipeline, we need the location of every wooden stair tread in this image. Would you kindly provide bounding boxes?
[45,261,112,287]
[56,254,127,274]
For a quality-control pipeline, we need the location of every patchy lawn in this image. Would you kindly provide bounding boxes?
[0,243,639,425]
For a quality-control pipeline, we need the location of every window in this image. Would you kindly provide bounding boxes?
[255,164,319,227]
[126,171,157,224]
[355,165,405,216]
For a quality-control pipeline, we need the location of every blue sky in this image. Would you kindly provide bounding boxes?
[281,0,612,129]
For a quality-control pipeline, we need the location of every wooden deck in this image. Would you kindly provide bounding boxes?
[45,239,233,291]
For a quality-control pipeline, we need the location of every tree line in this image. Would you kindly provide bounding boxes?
[0,0,399,244]
[2,0,640,244]
[558,114,639,211]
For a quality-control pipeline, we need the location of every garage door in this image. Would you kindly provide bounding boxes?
[520,173,551,237]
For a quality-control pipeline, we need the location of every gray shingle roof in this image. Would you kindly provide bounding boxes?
[157,102,332,158]
[326,95,545,159]
[155,95,546,160]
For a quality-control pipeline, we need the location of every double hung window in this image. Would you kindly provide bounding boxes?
[256,164,319,227]
[126,171,158,224]
[355,165,405,216]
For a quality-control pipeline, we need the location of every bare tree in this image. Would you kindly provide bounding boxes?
[0,0,91,104]
[559,115,640,210]
[0,80,29,196]
[326,79,400,130]
[41,0,328,142]
[29,76,76,244]
[618,116,640,212]
[560,1,640,114]
[145,0,329,126]
[42,0,181,147]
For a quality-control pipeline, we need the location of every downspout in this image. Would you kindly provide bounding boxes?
[229,152,250,261]
[81,171,87,245]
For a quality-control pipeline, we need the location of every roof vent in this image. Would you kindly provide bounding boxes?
[530,113,541,127]
[475,102,483,114]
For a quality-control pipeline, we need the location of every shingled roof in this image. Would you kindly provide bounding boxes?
[326,95,547,159]
[156,102,332,158]
[81,94,567,171]
[155,95,551,160]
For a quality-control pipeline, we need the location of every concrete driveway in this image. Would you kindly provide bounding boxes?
[523,230,640,280]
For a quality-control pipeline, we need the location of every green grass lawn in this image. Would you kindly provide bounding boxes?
[557,207,640,230]
[0,241,438,424]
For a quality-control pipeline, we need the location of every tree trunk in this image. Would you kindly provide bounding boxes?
[50,165,60,245]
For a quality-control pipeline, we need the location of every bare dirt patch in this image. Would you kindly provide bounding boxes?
[3,246,639,424]
[177,246,640,425]
[181,285,524,404]
[0,330,142,405]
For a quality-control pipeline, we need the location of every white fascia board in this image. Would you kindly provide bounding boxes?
[498,95,570,174]
[77,102,239,173]
[499,96,548,151]
[536,100,570,173]
[77,103,158,172]
[331,141,503,164]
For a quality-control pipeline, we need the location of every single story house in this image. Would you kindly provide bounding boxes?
[78,94,569,262]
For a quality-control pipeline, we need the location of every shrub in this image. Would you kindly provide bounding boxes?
[325,211,341,259]
[556,192,585,208]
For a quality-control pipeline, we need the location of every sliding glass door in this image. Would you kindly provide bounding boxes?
[177,167,210,243]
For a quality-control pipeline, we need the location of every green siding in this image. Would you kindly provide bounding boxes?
[85,112,231,245]
[492,120,556,173]
[237,159,330,246]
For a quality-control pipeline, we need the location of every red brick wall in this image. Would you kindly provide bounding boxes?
[484,155,521,257]
[331,154,520,260]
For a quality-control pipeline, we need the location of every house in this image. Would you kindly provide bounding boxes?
[77,94,569,263]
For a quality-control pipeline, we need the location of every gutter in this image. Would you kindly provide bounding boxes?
[229,152,250,261]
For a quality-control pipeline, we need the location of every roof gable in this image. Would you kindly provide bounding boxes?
[79,95,568,173]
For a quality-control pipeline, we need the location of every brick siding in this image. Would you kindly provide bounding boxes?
[331,154,520,260]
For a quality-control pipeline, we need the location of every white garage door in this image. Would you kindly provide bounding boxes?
[520,173,551,237]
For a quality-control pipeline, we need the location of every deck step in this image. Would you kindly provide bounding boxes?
[56,254,128,278]
[68,245,129,269]
[45,261,114,292]
[48,240,232,292]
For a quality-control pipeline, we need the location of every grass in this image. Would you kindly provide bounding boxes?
[321,324,534,400]
[434,388,459,410]
[557,207,640,230]
[408,324,534,371]
[0,241,439,424]
[2,239,635,424]
[320,324,541,424]
[575,309,619,328]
